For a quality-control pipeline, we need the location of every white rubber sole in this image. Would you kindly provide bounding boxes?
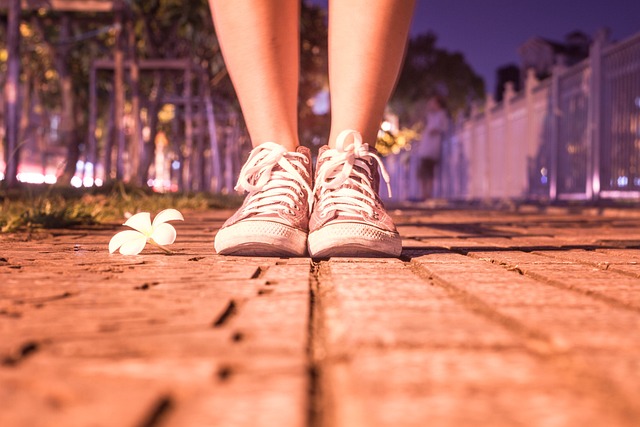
[214,220,308,257]
[308,222,402,258]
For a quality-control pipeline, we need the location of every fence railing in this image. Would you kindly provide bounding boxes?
[386,29,640,201]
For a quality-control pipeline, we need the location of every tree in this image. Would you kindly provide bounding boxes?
[2,0,20,188]
[1,0,330,190]
[391,32,485,125]
[132,0,235,188]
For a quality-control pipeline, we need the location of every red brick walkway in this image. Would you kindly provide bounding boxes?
[1,205,640,426]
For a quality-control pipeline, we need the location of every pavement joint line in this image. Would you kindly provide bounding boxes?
[250,266,269,280]
[406,259,556,352]
[464,251,640,314]
[135,395,174,427]
[531,250,640,279]
[1,341,40,367]
[211,299,240,328]
[307,260,322,427]
[308,260,343,427]
[407,258,640,425]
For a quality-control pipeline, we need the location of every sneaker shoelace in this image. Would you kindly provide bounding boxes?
[236,142,313,217]
[314,130,392,218]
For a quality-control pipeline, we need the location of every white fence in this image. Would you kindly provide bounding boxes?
[386,30,640,201]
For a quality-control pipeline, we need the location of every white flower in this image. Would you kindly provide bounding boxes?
[109,209,184,255]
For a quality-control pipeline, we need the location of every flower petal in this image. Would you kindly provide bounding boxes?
[118,234,148,255]
[152,208,184,227]
[124,212,152,235]
[150,223,177,245]
[109,230,144,254]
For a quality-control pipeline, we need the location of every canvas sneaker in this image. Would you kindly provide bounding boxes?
[308,129,402,257]
[214,142,313,256]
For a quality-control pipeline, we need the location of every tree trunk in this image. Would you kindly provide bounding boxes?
[182,64,193,191]
[202,71,222,192]
[103,99,115,182]
[87,64,98,182]
[140,71,166,184]
[171,117,184,191]
[113,6,126,181]
[3,0,21,188]
[194,101,205,192]
[127,12,143,186]
[53,14,81,187]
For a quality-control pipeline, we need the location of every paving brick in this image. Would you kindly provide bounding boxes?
[464,250,640,309]
[314,257,637,427]
[0,215,311,427]
[2,205,640,426]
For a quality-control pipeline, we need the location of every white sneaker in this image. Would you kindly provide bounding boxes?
[214,142,313,256]
[308,130,402,257]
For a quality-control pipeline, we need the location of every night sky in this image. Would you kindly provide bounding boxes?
[309,0,640,94]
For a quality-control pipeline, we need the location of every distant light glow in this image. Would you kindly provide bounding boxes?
[171,160,180,170]
[70,176,83,188]
[381,121,392,132]
[617,176,629,187]
[635,97,640,108]
[16,172,57,185]
[0,172,4,181]
[95,178,103,187]
[635,178,640,187]
[311,90,330,115]
[540,167,548,184]
[147,178,172,192]
[83,177,94,187]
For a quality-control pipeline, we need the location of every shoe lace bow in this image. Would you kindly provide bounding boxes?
[314,129,392,218]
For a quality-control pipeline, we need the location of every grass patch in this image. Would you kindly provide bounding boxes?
[0,182,242,233]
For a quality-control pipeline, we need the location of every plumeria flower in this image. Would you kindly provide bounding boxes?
[109,209,184,255]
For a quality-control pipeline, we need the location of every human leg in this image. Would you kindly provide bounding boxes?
[327,0,415,147]
[308,0,415,257]
[419,158,436,200]
[209,0,312,256]
[208,0,300,151]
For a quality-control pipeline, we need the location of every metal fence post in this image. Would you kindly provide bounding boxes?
[468,104,479,199]
[548,64,565,201]
[484,95,495,198]
[524,69,536,198]
[503,82,515,196]
[587,29,609,200]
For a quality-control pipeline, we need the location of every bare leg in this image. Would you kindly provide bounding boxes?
[327,0,415,147]
[208,0,300,151]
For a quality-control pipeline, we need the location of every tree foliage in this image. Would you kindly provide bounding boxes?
[391,32,485,125]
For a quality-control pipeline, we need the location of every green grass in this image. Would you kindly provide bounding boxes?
[0,182,242,233]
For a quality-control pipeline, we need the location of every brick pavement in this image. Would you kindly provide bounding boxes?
[1,204,640,427]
